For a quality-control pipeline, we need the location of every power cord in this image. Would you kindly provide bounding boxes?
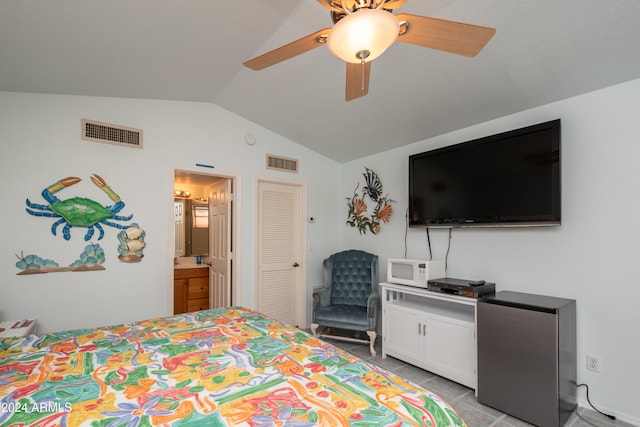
[576,383,616,421]
[406,215,450,269]
[404,207,409,258]
[444,228,452,273]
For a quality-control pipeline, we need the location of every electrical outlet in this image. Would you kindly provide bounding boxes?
[586,354,600,372]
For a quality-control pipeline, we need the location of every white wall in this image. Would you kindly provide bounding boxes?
[0,92,343,334]
[340,78,640,424]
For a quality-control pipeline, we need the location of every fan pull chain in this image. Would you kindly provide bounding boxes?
[361,56,365,91]
[356,49,370,92]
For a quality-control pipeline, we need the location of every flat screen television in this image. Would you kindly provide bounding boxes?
[409,119,561,228]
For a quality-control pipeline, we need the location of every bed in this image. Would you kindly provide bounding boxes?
[1,307,465,426]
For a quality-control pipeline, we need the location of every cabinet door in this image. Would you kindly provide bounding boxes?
[174,279,188,315]
[384,304,424,362]
[424,314,476,388]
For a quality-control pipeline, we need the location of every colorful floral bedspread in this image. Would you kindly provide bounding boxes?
[0,307,465,426]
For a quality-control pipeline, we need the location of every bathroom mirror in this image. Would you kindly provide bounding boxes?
[174,198,209,257]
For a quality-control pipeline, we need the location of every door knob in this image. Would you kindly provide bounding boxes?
[292,262,300,267]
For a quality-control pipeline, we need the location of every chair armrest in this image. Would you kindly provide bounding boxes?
[367,291,380,318]
[312,287,331,322]
[366,291,380,330]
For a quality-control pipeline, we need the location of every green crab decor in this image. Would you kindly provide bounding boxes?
[346,167,394,235]
[25,173,133,241]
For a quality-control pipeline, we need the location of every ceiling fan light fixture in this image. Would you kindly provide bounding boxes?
[327,8,399,63]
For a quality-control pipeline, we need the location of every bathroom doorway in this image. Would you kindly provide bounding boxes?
[170,166,239,313]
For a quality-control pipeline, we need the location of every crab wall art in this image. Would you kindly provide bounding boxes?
[25,174,133,241]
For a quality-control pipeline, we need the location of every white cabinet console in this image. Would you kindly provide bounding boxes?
[381,282,477,389]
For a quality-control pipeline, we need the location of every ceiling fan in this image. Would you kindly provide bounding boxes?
[243,0,496,101]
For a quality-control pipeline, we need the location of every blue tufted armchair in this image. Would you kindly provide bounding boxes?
[311,250,380,356]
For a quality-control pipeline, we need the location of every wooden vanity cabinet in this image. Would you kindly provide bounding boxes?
[174,267,210,314]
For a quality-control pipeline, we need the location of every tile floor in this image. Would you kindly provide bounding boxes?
[316,332,636,427]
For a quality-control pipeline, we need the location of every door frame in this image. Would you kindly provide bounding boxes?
[168,164,241,315]
[254,176,307,327]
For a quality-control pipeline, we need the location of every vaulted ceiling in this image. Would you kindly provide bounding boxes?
[2,0,640,162]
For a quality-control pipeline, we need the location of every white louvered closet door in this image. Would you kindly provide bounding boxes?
[257,181,303,326]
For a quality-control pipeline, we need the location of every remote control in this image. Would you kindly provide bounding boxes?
[468,280,485,287]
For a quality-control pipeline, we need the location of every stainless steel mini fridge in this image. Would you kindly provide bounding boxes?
[477,291,576,427]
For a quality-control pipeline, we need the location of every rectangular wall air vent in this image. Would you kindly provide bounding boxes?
[81,119,143,149]
[266,154,298,173]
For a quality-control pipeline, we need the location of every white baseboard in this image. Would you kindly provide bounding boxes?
[576,400,640,426]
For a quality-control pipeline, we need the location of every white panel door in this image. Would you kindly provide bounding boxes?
[257,181,303,326]
[209,179,231,308]
[174,201,185,257]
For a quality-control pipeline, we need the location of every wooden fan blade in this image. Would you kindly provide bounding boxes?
[316,0,341,13]
[346,61,371,101]
[383,0,408,9]
[243,28,331,70]
[396,13,496,57]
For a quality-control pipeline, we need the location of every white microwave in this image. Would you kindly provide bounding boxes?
[387,259,445,288]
